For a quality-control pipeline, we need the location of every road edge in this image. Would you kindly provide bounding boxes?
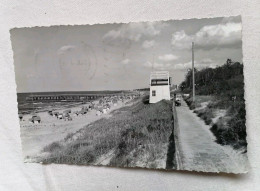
[173,102,183,170]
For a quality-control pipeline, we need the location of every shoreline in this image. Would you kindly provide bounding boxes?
[20,98,134,160]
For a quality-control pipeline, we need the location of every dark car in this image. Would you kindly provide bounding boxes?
[175,94,182,106]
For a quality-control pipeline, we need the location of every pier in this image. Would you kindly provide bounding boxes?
[25,92,140,102]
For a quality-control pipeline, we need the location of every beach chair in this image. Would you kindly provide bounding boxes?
[19,114,23,121]
[63,109,71,114]
[29,115,41,123]
[58,113,63,119]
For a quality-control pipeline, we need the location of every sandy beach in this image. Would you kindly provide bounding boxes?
[20,99,130,160]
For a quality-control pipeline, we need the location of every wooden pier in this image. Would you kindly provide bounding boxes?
[25,92,139,102]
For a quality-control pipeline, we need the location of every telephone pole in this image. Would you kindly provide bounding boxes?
[192,42,195,102]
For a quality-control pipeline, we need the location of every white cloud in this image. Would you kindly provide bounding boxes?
[174,59,218,70]
[200,58,215,65]
[142,40,155,49]
[143,61,171,70]
[174,61,193,70]
[143,61,153,67]
[171,30,193,50]
[121,58,130,65]
[196,23,242,49]
[158,54,178,62]
[57,45,76,55]
[103,22,168,47]
[171,22,242,50]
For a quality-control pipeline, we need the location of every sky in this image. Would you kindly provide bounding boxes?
[11,16,242,93]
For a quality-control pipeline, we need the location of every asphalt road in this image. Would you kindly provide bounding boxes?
[174,98,248,173]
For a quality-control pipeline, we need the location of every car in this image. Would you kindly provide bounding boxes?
[175,100,181,106]
[175,94,182,106]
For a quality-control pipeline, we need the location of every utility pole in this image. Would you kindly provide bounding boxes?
[152,53,154,71]
[192,42,195,102]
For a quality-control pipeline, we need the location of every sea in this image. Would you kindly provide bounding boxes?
[17,91,125,114]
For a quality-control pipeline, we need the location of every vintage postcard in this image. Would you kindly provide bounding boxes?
[11,16,249,173]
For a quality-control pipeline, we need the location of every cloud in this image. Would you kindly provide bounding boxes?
[142,40,155,49]
[221,16,241,24]
[103,22,168,47]
[174,61,193,70]
[200,58,216,65]
[171,22,242,50]
[171,30,193,50]
[158,54,178,61]
[174,59,218,70]
[57,45,76,55]
[121,58,130,65]
[143,61,171,70]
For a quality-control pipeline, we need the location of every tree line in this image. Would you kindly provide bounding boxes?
[180,59,247,149]
[180,59,244,99]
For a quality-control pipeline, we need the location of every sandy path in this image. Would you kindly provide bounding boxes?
[175,98,248,173]
[20,101,127,159]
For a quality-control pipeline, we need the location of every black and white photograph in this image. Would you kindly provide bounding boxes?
[11,15,248,173]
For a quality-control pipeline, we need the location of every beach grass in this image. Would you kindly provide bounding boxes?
[40,98,174,168]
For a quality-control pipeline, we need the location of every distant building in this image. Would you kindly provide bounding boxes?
[149,71,171,103]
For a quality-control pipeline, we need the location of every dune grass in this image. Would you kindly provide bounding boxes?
[184,95,247,150]
[40,99,174,168]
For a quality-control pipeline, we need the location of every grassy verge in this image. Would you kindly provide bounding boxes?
[40,98,174,169]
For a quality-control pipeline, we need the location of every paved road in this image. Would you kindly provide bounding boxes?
[174,98,248,173]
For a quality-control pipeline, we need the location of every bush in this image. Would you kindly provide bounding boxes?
[210,104,247,150]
